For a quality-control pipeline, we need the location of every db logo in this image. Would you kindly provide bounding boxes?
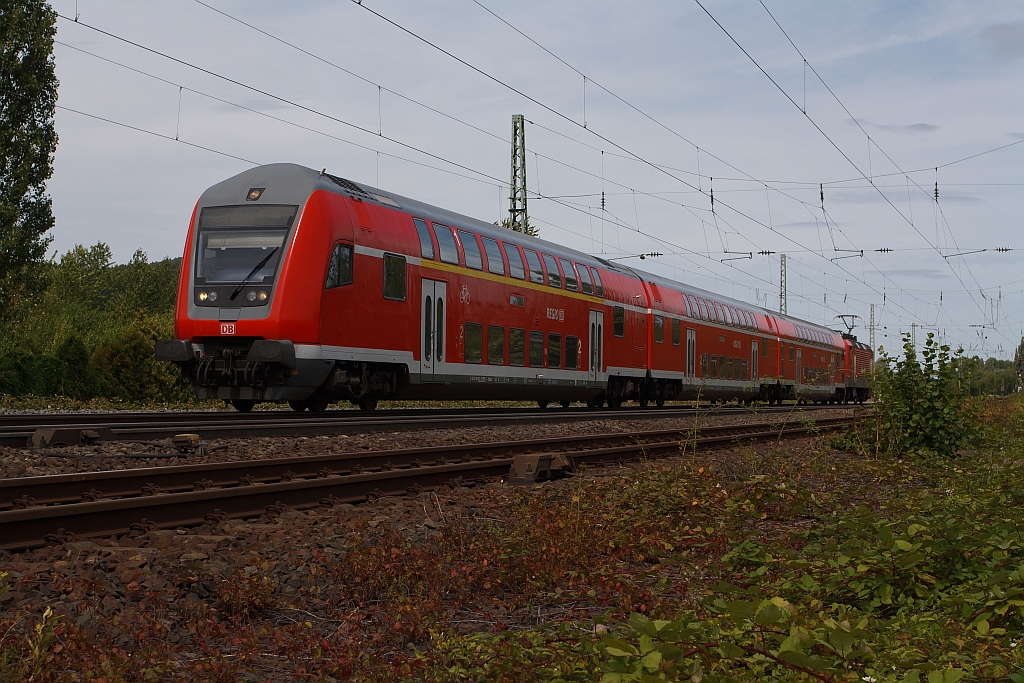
[220,323,235,335]
[459,285,470,304]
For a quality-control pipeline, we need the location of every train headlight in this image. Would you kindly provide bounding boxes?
[258,291,268,301]
[208,290,218,302]
[247,290,257,302]
[198,291,208,301]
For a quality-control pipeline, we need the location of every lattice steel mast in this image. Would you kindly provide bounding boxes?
[508,114,534,235]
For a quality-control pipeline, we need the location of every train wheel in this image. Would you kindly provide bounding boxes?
[288,400,307,412]
[560,400,571,409]
[358,397,378,412]
[656,395,665,407]
[607,394,622,409]
[231,400,255,413]
[306,392,330,413]
[586,395,605,409]
[537,400,549,409]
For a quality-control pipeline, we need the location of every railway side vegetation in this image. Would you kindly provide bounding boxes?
[3,395,1024,680]
[0,242,193,407]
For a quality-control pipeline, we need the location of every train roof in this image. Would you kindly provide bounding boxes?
[201,163,846,342]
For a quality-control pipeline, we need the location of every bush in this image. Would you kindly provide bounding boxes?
[872,332,978,457]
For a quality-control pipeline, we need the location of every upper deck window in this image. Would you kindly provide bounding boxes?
[560,259,578,292]
[523,249,545,284]
[578,265,594,295]
[542,254,562,288]
[433,224,460,265]
[591,268,604,297]
[458,231,483,270]
[481,237,505,275]
[504,243,526,279]
[413,217,434,260]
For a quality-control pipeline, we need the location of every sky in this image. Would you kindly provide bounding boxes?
[46,0,1024,357]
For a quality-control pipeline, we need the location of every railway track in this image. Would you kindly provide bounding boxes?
[0,414,866,551]
[0,403,859,447]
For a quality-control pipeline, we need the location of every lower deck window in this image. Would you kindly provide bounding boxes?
[726,357,733,380]
[510,328,525,366]
[488,325,504,365]
[529,331,544,367]
[671,319,680,345]
[710,354,718,378]
[383,253,406,300]
[741,359,748,381]
[701,353,709,377]
[464,322,482,363]
[654,315,664,343]
[565,335,579,369]
[613,306,625,337]
[548,333,561,368]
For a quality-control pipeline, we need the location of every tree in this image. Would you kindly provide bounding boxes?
[0,0,58,310]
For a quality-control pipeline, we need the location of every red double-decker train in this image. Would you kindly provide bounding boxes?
[156,163,872,411]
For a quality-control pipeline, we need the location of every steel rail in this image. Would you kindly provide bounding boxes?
[0,416,860,509]
[0,403,859,447]
[0,415,861,551]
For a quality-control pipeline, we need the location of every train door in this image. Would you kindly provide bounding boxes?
[633,311,647,368]
[751,341,758,381]
[588,310,604,382]
[420,279,447,382]
[795,348,802,386]
[686,328,696,377]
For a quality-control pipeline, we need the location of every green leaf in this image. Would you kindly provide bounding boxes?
[895,539,914,551]
[629,612,659,638]
[975,619,989,635]
[719,643,744,658]
[641,650,663,672]
[827,628,855,656]
[727,601,754,621]
[753,601,786,626]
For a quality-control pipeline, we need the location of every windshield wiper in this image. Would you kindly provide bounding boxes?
[229,247,279,301]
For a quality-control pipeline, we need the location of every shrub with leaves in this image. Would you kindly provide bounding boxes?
[872,332,978,457]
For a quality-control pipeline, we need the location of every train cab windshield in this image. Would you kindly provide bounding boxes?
[193,204,297,306]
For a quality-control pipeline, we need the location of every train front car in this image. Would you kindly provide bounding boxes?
[156,164,374,412]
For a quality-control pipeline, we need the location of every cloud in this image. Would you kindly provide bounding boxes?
[980,21,1024,59]
[848,118,940,134]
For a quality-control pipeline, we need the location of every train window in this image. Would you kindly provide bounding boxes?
[559,259,578,292]
[458,231,483,270]
[713,303,724,324]
[510,328,525,366]
[325,244,353,289]
[726,357,733,380]
[548,333,561,368]
[672,318,681,345]
[433,224,459,264]
[591,268,604,297]
[487,325,504,365]
[710,355,718,378]
[413,218,434,260]
[565,335,579,369]
[464,322,483,363]
[504,243,526,280]
[523,249,545,284]
[687,295,699,319]
[747,311,756,330]
[741,359,748,381]
[542,254,562,288]
[578,265,594,295]
[701,353,709,377]
[382,254,406,300]
[789,343,795,361]
[613,306,625,337]
[732,307,742,328]
[423,296,432,361]
[654,315,664,343]
[762,338,768,357]
[680,295,691,319]
[697,298,708,321]
[529,331,544,367]
[481,237,505,275]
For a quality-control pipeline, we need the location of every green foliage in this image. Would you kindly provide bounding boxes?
[0,0,58,309]
[0,243,193,404]
[872,332,978,457]
[963,355,1019,396]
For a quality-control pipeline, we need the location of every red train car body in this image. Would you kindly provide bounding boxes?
[156,164,872,411]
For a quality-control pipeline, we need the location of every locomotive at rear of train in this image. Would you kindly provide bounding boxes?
[155,163,872,412]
